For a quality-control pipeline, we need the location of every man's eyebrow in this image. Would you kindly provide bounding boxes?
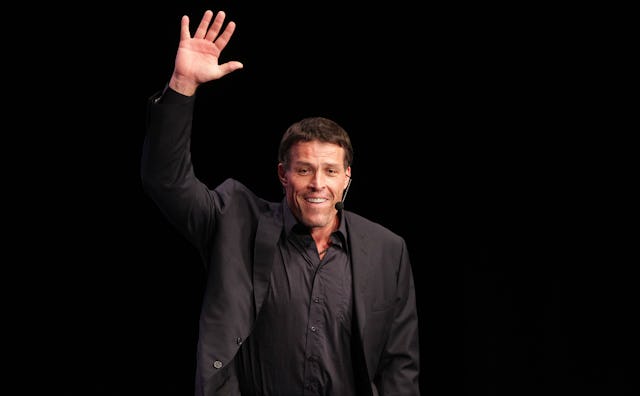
[291,160,312,167]
[291,160,341,167]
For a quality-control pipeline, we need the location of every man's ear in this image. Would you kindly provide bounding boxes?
[277,163,287,185]
[345,167,352,188]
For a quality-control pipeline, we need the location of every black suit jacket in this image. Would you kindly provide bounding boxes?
[141,91,420,395]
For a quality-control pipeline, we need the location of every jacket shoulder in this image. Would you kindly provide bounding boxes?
[344,210,405,244]
[215,178,281,215]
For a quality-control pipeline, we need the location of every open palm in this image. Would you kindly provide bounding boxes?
[172,10,243,92]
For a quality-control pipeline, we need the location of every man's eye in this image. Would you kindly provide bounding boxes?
[298,169,310,175]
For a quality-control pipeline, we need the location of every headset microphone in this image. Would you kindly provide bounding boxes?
[335,176,352,211]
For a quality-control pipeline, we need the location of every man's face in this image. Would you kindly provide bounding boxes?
[278,140,351,230]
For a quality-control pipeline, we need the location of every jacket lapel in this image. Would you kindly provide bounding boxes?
[345,213,372,338]
[253,206,283,313]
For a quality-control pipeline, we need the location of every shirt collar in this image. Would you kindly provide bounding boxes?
[282,198,347,248]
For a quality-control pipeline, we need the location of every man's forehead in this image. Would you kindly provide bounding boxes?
[290,141,343,156]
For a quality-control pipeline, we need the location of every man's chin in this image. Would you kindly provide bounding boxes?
[301,212,332,229]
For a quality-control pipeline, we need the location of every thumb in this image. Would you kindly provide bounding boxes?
[220,61,244,75]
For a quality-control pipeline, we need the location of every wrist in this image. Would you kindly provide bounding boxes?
[168,74,198,96]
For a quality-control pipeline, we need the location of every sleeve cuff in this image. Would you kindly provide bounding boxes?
[152,84,194,105]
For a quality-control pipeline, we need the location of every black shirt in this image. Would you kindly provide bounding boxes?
[236,200,355,395]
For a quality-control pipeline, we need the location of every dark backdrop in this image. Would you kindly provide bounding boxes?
[36,2,635,395]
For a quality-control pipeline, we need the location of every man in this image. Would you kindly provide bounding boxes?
[141,8,420,395]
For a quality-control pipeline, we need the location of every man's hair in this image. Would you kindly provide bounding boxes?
[277,117,353,169]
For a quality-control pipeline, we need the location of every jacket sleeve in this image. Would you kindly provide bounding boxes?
[140,89,217,253]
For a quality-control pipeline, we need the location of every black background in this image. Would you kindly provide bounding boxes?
[28,1,636,395]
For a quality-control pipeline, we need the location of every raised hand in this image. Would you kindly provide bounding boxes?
[169,10,244,96]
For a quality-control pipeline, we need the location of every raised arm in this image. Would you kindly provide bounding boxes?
[169,9,244,96]
[142,9,244,250]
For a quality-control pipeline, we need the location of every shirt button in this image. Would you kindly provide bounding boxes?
[311,326,317,332]
[213,360,223,369]
[236,337,242,345]
[313,297,320,303]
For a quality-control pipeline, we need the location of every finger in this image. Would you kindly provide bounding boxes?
[213,21,237,51]
[205,10,226,42]
[180,15,191,41]
[194,10,214,39]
